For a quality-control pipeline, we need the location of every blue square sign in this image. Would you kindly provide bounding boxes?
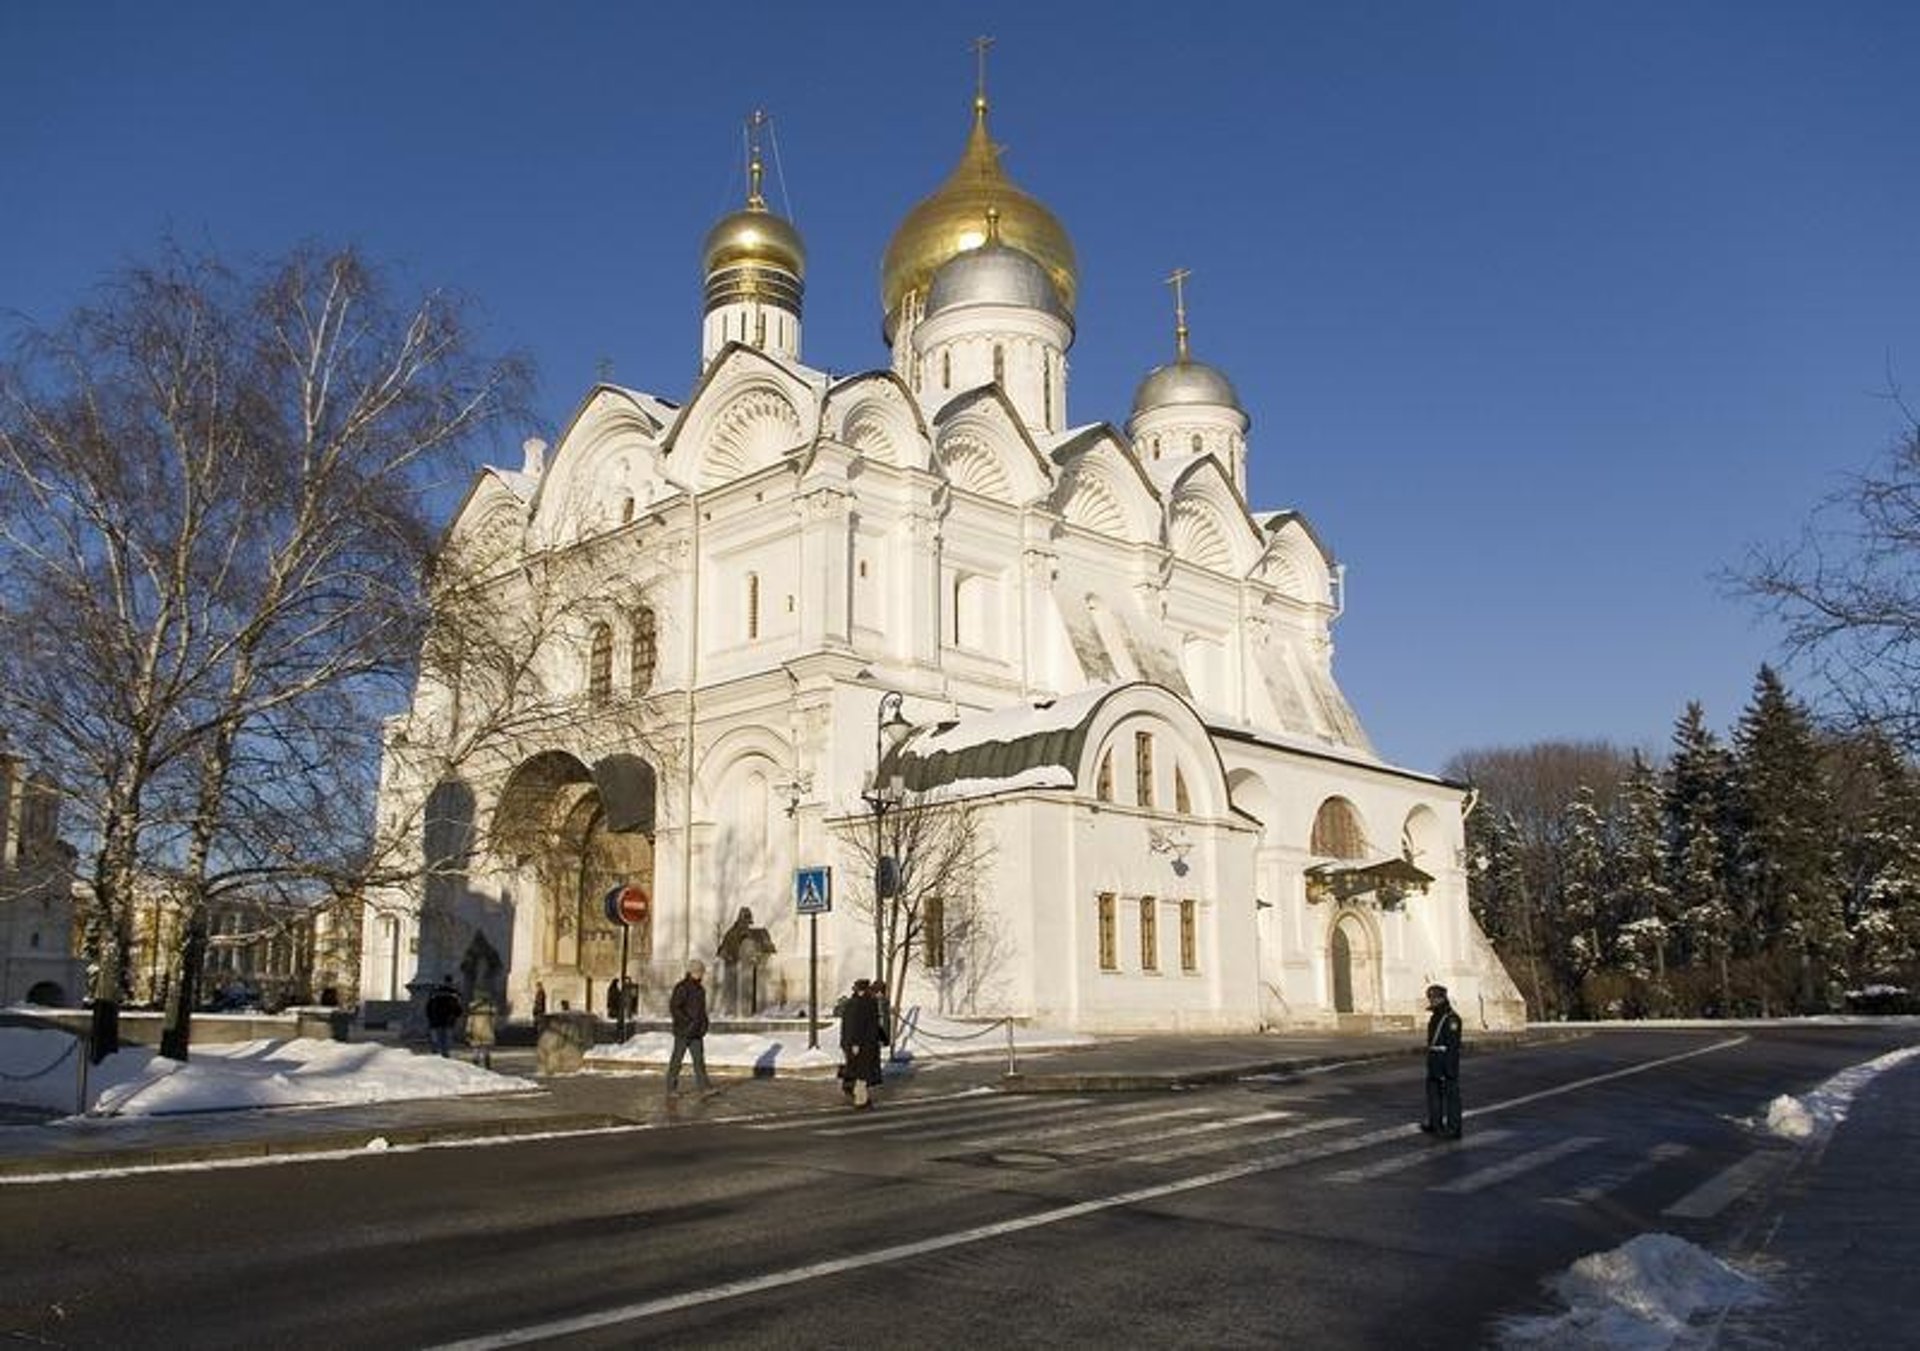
[795,865,832,915]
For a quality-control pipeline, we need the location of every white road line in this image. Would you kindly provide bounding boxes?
[1432,1136,1601,1195]
[1127,1115,1356,1166]
[1544,1141,1689,1207]
[743,1091,1003,1131]
[1118,1110,1301,1164]
[1325,1129,1516,1183]
[426,1033,1754,1348]
[940,1102,1222,1153]
[1662,1151,1785,1219]
[812,1096,1079,1138]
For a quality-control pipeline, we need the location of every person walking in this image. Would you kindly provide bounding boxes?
[465,993,497,1069]
[838,978,888,1109]
[666,960,714,1097]
[424,975,464,1058]
[531,981,548,1028]
[1420,983,1464,1139]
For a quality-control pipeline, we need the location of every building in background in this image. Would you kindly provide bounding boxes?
[0,752,81,1006]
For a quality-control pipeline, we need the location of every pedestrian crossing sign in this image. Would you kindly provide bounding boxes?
[795,865,832,915]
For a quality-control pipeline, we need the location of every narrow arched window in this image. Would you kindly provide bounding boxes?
[942,351,951,390]
[620,495,635,525]
[1096,751,1115,803]
[746,573,761,640]
[755,310,766,348]
[1191,433,1204,455]
[993,344,1005,386]
[629,606,657,693]
[1134,731,1155,808]
[1174,767,1191,815]
[587,623,613,706]
[1043,358,1054,430]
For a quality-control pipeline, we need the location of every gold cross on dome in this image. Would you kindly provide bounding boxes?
[1166,267,1192,360]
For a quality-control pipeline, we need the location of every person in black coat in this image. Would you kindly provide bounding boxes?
[1420,983,1464,1139]
[666,960,713,1097]
[424,976,464,1058]
[838,978,888,1108]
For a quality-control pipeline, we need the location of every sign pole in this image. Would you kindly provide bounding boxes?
[808,913,819,1050]
[617,922,631,1042]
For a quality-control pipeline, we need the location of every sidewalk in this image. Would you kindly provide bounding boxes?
[0,1030,1547,1181]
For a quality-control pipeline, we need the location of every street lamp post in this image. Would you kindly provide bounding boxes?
[863,690,912,986]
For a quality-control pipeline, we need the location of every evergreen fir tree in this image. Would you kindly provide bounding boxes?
[1612,750,1673,1009]
[1666,701,1737,1013]
[1466,808,1544,1015]
[1554,785,1610,1012]
[1732,666,1844,1012]
[1835,729,1920,988]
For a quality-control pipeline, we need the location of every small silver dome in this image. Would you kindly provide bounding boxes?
[1131,359,1243,415]
[925,243,1070,324]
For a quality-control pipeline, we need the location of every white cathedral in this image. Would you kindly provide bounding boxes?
[359,83,1523,1035]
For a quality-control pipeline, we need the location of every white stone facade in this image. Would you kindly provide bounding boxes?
[359,95,1522,1035]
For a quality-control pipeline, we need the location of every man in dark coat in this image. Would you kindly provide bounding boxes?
[1420,983,1464,1139]
[424,976,464,1058]
[666,960,713,1097]
[838,978,888,1109]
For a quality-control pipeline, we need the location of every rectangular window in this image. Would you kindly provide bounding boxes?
[923,894,946,969]
[1135,731,1154,807]
[1140,896,1158,972]
[1097,893,1117,971]
[1180,899,1197,973]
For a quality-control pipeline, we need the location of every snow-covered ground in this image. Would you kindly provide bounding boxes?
[582,1011,1096,1074]
[0,1025,533,1119]
[1498,1041,1920,1348]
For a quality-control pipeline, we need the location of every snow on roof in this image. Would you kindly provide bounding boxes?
[912,687,1113,757]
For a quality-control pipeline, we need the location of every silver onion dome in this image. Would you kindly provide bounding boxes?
[1131,358,1243,416]
[925,242,1070,325]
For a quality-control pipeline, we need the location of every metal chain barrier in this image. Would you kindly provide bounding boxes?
[0,1035,78,1081]
[888,1008,1021,1077]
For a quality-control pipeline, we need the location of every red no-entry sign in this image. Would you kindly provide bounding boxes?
[603,883,651,926]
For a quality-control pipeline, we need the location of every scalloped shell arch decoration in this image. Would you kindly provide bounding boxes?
[1060,470,1128,537]
[701,388,804,488]
[938,432,1012,500]
[1169,498,1235,573]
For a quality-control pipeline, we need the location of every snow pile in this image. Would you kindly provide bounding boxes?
[0,1027,533,1117]
[1750,1043,1920,1143]
[1499,1233,1767,1349]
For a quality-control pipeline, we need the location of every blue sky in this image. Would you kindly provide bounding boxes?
[5,2,1916,772]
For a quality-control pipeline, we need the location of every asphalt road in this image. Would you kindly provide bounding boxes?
[2,1025,1913,1349]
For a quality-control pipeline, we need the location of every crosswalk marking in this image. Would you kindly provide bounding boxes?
[1128,1115,1356,1166]
[1325,1129,1517,1183]
[744,1092,1039,1132]
[941,1102,1223,1153]
[815,1095,1077,1138]
[1432,1136,1601,1195]
[1545,1141,1689,1206]
[1662,1151,1783,1219]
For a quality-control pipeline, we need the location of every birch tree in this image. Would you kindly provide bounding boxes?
[0,243,529,1056]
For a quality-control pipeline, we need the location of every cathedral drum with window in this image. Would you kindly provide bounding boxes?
[358,74,1524,1034]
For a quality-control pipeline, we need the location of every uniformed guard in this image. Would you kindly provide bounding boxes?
[1421,983,1464,1139]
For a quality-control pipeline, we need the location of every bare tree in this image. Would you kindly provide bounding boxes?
[0,243,530,1057]
[1738,400,1920,749]
[835,790,996,1024]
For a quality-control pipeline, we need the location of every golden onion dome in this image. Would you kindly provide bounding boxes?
[881,99,1076,336]
[702,203,806,279]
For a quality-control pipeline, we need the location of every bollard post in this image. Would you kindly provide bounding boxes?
[1004,1019,1019,1079]
[76,1029,91,1115]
